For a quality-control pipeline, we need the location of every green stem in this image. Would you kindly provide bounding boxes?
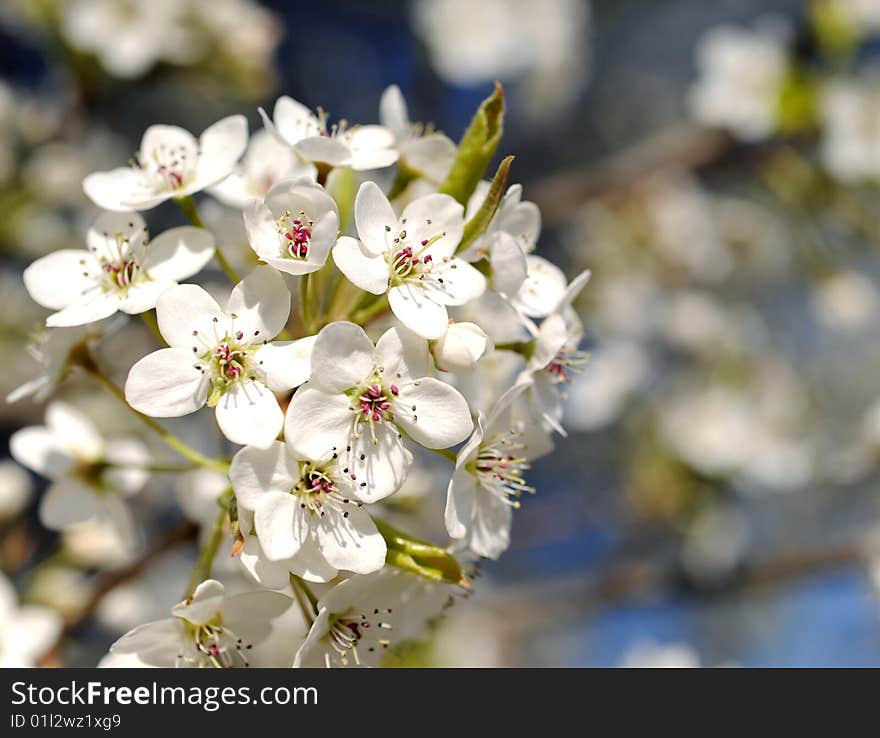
[85,365,230,474]
[140,311,165,345]
[349,294,389,325]
[289,574,318,625]
[185,505,227,599]
[300,272,313,332]
[107,461,202,473]
[176,195,240,284]
[431,447,458,462]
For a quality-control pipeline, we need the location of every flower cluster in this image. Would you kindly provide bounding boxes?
[11,83,589,668]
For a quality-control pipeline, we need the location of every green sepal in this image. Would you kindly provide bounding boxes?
[456,155,514,255]
[374,518,462,584]
[438,82,505,205]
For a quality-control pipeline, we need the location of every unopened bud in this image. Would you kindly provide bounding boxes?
[431,321,488,373]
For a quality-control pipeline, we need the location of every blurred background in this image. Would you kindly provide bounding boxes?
[5,0,880,666]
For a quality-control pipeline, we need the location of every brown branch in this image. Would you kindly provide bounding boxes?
[530,124,739,225]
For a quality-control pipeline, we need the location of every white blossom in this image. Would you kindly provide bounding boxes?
[243,177,338,276]
[124,266,313,447]
[84,116,248,211]
[445,384,534,559]
[109,579,292,668]
[230,440,386,581]
[59,0,198,79]
[259,96,398,171]
[285,322,473,501]
[379,85,455,183]
[332,182,486,338]
[689,23,788,141]
[9,401,148,534]
[23,212,215,327]
[462,181,541,296]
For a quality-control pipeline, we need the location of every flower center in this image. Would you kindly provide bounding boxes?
[102,259,139,290]
[359,383,394,423]
[386,228,447,284]
[135,142,196,192]
[191,315,262,405]
[324,607,393,667]
[290,459,361,517]
[276,210,313,260]
[472,429,534,508]
[546,343,588,384]
[178,623,252,668]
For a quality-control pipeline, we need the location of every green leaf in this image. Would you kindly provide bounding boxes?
[438,81,505,205]
[457,155,514,254]
[374,518,463,584]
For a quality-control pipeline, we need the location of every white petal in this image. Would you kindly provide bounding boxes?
[346,143,398,172]
[375,325,430,380]
[379,84,409,136]
[269,96,321,145]
[196,115,249,188]
[125,348,210,417]
[400,193,465,258]
[445,469,477,539]
[46,401,102,461]
[402,134,455,181]
[83,168,160,211]
[531,314,569,370]
[9,427,73,479]
[229,441,297,510]
[23,250,99,311]
[264,176,339,222]
[254,491,300,560]
[470,491,513,559]
[39,479,100,530]
[215,380,283,448]
[156,284,224,348]
[294,136,351,166]
[141,226,216,282]
[388,283,449,339]
[315,507,386,574]
[239,536,295,589]
[46,292,120,327]
[332,236,389,294]
[110,618,183,665]
[118,280,176,314]
[490,232,529,296]
[254,336,316,392]
[243,199,282,262]
[393,377,473,448]
[292,609,331,668]
[428,259,486,306]
[287,536,339,582]
[172,579,224,624]
[512,255,568,317]
[354,181,396,255]
[87,211,147,261]
[345,421,412,502]
[309,322,377,393]
[285,387,353,460]
[432,321,488,373]
[226,265,290,341]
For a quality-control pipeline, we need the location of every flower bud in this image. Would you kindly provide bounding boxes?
[431,321,489,372]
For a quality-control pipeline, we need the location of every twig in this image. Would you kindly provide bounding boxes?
[530,124,737,225]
